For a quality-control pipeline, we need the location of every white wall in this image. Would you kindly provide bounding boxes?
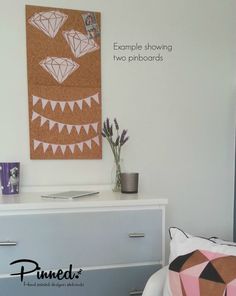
[0,0,236,242]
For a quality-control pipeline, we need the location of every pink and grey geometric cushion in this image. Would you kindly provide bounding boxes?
[169,249,236,296]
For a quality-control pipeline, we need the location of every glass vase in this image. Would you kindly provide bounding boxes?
[111,159,123,192]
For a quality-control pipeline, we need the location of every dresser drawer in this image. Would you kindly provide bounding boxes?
[0,264,161,296]
[0,209,162,274]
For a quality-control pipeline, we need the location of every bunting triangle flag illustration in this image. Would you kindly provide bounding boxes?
[40,117,47,127]
[33,136,100,156]
[85,140,92,149]
[76,100,83,110]
[34,140,41,150]
[49,120,55,130]
[31,111,99,136]
[69,144,75,153]
[92,93,99,104]
[84,97,91,107]
[66,125,73,134]
[59,101,66,112]
[41,98,48,109]
[32,95,40,106]
[51,144,58,154]
[77,142,84,152]
[32,111,39,121]
[50,101,57,111]
[68,101,75,111]
[43,143,49,152]
[92,136,100,146]
[60,145,67,154]
[31,93,100,113]
[58,123,64,132]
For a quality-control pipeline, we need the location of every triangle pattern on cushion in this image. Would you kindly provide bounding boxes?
[211,256,236,284]
[180,276,187,296]
[180,273,200,296]
[169,270,184,296]
[226,278,236,296]
[200,262,225,283]
[181,250,209,271]
[181,261,209,277]
[200,250,226,261]
[170,251,195,272]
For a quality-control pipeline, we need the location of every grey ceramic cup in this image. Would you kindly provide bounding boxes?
[121,173,139,193]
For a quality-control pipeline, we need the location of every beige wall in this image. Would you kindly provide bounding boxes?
[0,0,236,242]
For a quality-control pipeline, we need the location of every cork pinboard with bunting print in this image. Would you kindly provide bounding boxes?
[25,5,102,159]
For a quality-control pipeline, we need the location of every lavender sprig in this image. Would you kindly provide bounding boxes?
[102,118,129,163]
[115,136,120,146]
[114,118,119,130]
[121,136,129,146]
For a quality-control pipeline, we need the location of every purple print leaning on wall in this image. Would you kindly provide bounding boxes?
[0,162,20,195]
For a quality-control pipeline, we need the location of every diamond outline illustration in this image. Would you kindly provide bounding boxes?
[63,30,99,58]
[39,57,80,84]
[28,10,68,38]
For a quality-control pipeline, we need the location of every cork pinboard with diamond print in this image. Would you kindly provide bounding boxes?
[25,5,102,159]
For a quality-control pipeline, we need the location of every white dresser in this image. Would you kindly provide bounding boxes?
[0,190,167,296]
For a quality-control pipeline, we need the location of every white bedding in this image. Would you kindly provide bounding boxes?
[142,266,168,296]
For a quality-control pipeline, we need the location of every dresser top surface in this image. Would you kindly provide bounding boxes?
[0,189,167,213]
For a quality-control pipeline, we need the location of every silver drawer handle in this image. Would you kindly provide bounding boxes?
[128,233,145,238]
[0,241,17,246]
[129,290,143,295]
